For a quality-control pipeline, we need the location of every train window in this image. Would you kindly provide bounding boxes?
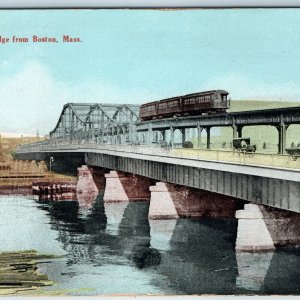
[168,101,176,107]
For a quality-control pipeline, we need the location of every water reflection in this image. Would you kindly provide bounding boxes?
[149,219,177,251]
[104,202,128,235]
[153,218,240,295]
[263,249,300,295]
[118,201,161,269]
[236,251,274,292]
[43,194,159,270]
[31,193,300,295]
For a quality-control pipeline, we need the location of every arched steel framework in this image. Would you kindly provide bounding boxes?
[49,103,140,144]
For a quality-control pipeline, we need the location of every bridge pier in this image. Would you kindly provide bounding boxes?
[76,165,108,207]
[170,126,174,148]
[103,170,154,202]
[148,182,236,220]
[161,130,166,142]
[233,125,243,139]
[205,127,211,149]
[236,203,300,252]
[277,122,287,154]
[181,128,186,145]
[197,125,202,148]
[147,123,153,146]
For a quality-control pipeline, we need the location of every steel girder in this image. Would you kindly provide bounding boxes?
[49,103,139,144]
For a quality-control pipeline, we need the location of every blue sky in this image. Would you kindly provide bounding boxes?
[1,9,300,135]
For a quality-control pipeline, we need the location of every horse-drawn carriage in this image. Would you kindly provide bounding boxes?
[233,138,256,154]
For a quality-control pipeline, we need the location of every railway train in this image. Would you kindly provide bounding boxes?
[139,90,230,121]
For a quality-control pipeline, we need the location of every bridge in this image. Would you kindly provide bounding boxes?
[47,103,300,154]
[15,102,300,252]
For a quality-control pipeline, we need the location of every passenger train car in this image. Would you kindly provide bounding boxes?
[139,90,230,121]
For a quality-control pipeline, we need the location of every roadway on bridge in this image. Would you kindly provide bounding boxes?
[17,142,300,181]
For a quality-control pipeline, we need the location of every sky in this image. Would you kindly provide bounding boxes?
[1,9,300,136]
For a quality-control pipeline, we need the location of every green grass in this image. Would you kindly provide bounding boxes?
[229,99,300,112]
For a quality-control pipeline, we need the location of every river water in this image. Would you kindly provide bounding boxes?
[0,193,299,296]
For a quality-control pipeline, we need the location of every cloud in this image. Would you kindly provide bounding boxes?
[2,62,300,137]
[0,60,155,136]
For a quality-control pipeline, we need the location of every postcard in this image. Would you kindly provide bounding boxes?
[0,8,299,296]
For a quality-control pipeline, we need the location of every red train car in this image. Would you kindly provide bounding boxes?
[139,90,229,121]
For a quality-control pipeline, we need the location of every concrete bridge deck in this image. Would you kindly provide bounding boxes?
[16,142,300,173]
[15,142,300,214]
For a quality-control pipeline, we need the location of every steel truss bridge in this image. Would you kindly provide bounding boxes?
[50,103,140,145]
[47,103,300,154]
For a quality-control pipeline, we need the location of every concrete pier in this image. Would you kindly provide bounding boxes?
[236,204,300,251]
[76,165,99,207]
[236,204,275,252]
[149,181,236,220]
[149,182,179,220]
[77,165,99,194]
[104,171,129,202]
[104,170,154,202]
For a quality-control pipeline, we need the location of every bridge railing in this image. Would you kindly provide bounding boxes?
[15,141,300,170]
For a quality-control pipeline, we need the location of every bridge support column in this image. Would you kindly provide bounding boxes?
[77,165,106,208]
[149,182,236,220]
[149,182,179,219]
[206,127,211,149]
[233,125,243,139]
[236,204,300,252]
[197,125,202,148]
[104,171,129,202]
[181,128,186,145]
[77,165,101,193]
[161,130,166,142]
[104,170,154,202]
[148,124,153,146]
[170,126,174,148]
[277,122,287,154]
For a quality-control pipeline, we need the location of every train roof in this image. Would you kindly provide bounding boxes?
[181,89,229,98]
[140,90,229,107]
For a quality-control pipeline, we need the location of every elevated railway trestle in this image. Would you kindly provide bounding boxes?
[48,103,300,155]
